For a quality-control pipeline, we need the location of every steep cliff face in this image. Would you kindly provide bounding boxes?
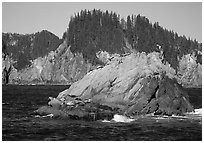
[5,40,95,84]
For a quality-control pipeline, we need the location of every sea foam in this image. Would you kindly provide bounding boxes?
[112,114,135,123]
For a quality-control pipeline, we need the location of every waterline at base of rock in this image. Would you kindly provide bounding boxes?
[187,108,202,115]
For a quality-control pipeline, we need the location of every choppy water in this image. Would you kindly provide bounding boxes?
[2,85,202,141]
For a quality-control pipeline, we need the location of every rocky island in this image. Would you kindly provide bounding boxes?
[36,52,194,120]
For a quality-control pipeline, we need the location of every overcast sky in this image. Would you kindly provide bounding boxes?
[2,2,202,42]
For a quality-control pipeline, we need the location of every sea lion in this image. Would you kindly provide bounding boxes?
[48,97,63,109]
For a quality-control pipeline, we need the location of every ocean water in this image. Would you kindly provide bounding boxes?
[2,85,202,141]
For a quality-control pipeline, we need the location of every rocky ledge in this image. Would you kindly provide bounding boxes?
[35,52,194,120]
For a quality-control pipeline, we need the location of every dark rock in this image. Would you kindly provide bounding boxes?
[123,76,194,116]
[35,102,116,121]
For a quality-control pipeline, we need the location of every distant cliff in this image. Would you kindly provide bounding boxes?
[2,30,62,84]
[2,30,62,70]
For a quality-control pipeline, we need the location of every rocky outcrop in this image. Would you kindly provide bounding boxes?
[177,53,202,87]
[36,52,194,120]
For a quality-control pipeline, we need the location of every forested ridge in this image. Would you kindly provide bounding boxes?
[2,30,62,70]
[65,9,202,70]
[2,9,202,72]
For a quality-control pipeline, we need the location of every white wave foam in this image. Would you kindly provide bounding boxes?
[35,114,54,118]
[112,114,135,123]
[152,116,170,120]
[101,119,111,123]
[194,108,202,115]
[151,109,202,120]
[185,108,202,116]
[34,115,41,118]
[42,114,54,118]
[170,108,202,120]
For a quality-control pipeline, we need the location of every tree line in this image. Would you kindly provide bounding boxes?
[125,14,202,69]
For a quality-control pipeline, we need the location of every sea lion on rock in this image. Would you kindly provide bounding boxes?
[48,97,63,109]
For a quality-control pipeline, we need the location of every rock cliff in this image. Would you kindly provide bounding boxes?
[177,53,202,87]
[6,40,95,84]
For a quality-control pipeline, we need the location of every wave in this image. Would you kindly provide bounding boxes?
[35,114,54,118]
[152,108,202,120]
[184,108,202,121]
[112,114,135,123]
[109,109,202,122]
[186,108,202,115]
[101,114,135,123]
[101,119,111,123]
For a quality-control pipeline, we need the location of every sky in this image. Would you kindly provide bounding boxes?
[2,2,202,42]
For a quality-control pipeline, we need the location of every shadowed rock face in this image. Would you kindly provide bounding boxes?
[124,75,193,116]
[36,53,194,120]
